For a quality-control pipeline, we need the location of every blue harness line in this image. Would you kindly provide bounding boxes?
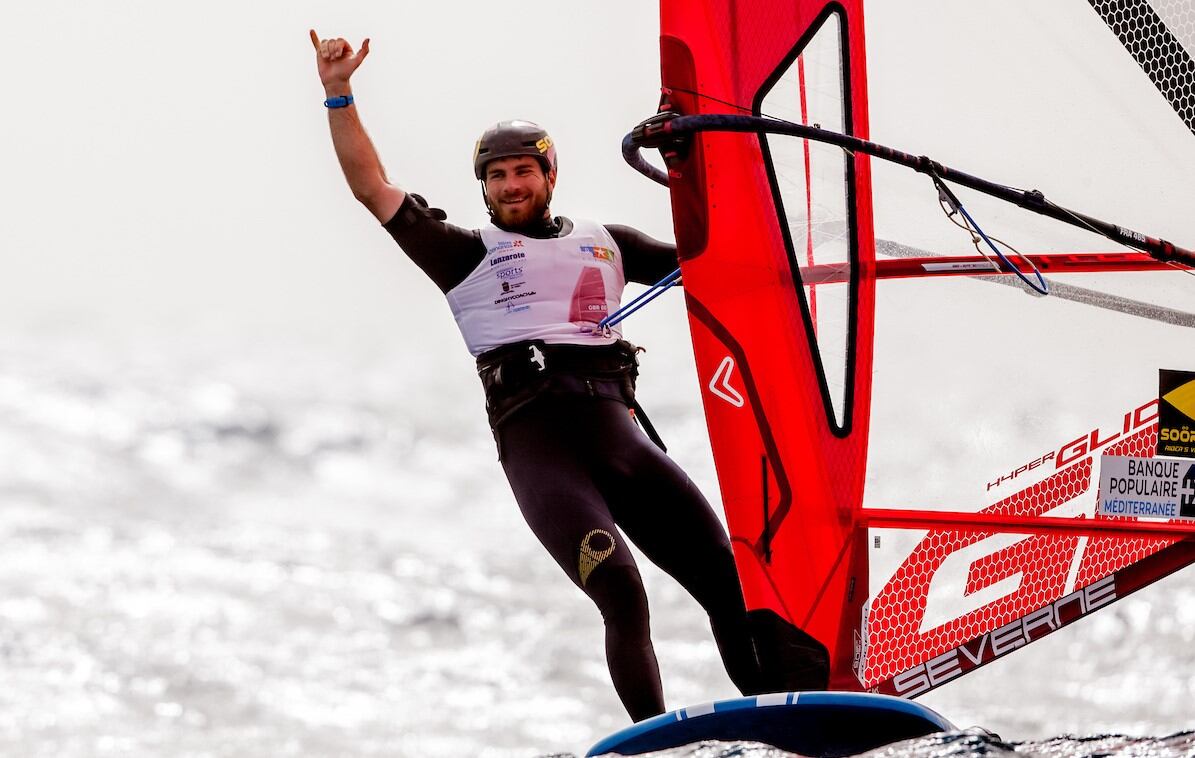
[599,267,683,330]
[958,202,1049,295]
[932,172,1050,295]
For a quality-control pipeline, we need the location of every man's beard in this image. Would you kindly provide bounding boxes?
[491,188,551,229]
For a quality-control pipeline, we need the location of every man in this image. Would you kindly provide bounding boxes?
[309,30,827,720]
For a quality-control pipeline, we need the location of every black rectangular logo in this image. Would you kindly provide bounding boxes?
[1158,369,1195,459]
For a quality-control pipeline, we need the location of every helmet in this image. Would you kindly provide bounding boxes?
[473,120,558,180]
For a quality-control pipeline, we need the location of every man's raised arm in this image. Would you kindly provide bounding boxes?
[310,29,406,223]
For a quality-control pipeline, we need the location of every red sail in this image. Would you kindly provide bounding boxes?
[659,0,876,688]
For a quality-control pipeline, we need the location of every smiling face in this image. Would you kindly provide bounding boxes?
[483,155,556,228]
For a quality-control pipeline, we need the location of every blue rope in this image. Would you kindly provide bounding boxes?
[933,174,1049,295]
[599,267,682,330]
[956,203,1050,295]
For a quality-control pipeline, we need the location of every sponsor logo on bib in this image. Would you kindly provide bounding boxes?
[579,245,615,264]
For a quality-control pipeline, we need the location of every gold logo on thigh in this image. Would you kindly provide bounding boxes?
[579,529,616,586]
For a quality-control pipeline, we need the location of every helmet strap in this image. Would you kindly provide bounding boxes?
[481,180,496,218]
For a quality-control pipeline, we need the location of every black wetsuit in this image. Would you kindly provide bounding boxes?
[384,194,825,719]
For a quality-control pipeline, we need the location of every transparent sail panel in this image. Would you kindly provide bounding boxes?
[858,1,1195,694]
[863,1,1195,512]
[759,11,853,429]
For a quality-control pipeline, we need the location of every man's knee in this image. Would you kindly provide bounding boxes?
[585,565,651,639]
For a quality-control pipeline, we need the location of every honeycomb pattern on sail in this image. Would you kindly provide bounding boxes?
[1089,0,1195,133]
[861,426,1175,689]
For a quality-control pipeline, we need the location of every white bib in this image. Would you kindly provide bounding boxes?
[447,220,626,356]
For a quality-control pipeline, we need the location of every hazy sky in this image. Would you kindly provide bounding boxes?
[3,1,1192,358]
[1,1,674,354]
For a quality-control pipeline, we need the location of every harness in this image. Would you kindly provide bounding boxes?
[476,339,667,457]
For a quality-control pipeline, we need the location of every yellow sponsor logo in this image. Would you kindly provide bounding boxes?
[578,529,616,586]
[1160,426,1194,444]
[1159,371,1195,458]
[1163,379,1195,420]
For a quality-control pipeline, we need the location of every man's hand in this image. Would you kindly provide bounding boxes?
[310,28,405,222]
[310,30,371,92]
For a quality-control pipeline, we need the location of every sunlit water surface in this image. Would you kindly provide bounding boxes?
[1,335,1192,757]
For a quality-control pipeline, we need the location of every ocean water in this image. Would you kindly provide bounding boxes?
[1,331,1192,758]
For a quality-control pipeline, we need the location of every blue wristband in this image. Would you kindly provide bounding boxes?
[323,94,354,109]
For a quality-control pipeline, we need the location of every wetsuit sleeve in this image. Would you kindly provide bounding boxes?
[605,225,679,285]
[382,194,486,293]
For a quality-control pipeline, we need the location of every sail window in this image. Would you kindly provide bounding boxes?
[756,9,856,432]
